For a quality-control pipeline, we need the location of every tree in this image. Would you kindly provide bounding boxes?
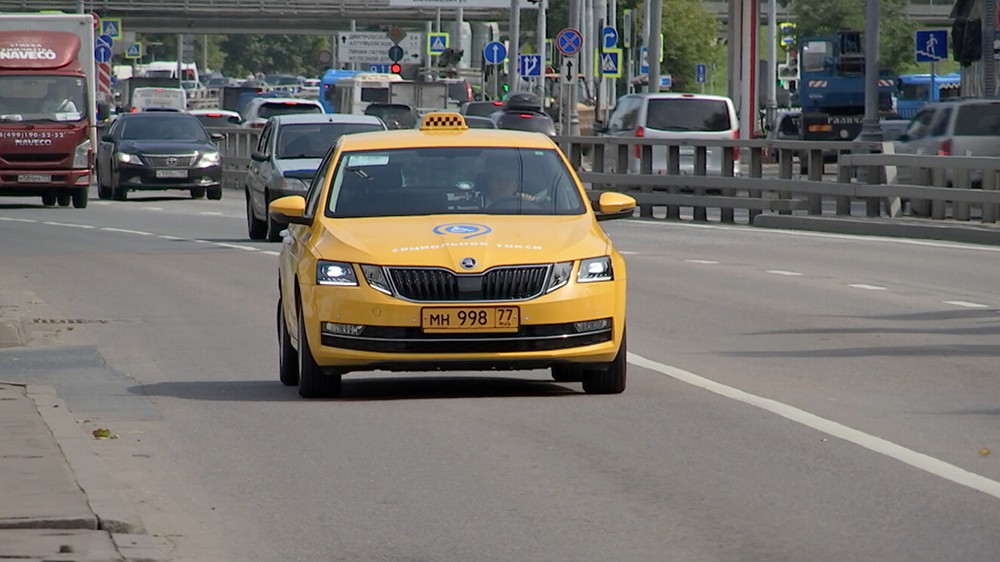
[788,0,918,73]
[656,0,725,91]
[219,35,329,78]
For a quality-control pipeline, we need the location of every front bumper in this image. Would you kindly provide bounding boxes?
[117,162,221,190]
[0,167,90,195]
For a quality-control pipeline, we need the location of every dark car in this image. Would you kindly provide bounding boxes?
[460,100,505,117]
[96,112,224,201]
[363,103,420,130]
[491,92,556,136]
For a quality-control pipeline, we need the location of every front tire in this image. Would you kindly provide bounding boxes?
[41,193,56,206]
[71,188,88,209]
[246,190,267,240]
[297,300,342,398]
[98,177,112,200]
[207,186,223,200]
[57,191,71,207]
[582,330,627,395]
[111,171,127,201]
[277,299,299,386]
[190,187,206,199]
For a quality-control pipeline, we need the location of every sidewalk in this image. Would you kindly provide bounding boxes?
[0,383,165,562]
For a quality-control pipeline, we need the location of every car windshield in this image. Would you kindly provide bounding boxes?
[257,102,323,120]
[120,117,208,141]
[277,123,384,159]
[953,103,1000,136]
[645,98,732,131]
[194,113,242,127]
[326,146,586,217]
[495,113,556,135]
[364,105,418,129]
[0,75,86,123]
[463,102,503,117]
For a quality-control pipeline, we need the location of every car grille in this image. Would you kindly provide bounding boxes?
[143,154,198,167]
[387,265,550,302]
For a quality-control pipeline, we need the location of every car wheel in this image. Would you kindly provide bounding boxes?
[551,364,583,382]
[246,190,267,240]
[71,188,88,209]
[97,176,112,200]
[41,193,56,206]
[297,300,342,399]
[582,330,627,395]
[265,197,284,242]
[277,298,299,386]
[207,186,223,200]
[190,187,206,199]
[57,191,71,207]
[111,171,127,201]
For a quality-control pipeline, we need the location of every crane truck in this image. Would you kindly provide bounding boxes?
[0,13,97,208]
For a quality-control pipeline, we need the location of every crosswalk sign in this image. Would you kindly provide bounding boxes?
[125,43,142,59]
[427,33,449,55]
[100,17,121,39]
[595,48,622,78]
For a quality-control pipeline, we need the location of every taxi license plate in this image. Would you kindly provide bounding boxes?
[421,306,519,332]
[156,169,187,178]
[18,174,51,183]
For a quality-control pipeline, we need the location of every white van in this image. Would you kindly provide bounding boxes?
[131,87,187,112]
[595,93,740,176]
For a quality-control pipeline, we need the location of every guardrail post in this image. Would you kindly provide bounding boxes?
[953,166,971,221]
[693,146,707,222]
[778,148,793,215]
[983,169,998,223]
[748,146,763,223]
[931,167,947,220]
[806,149,823,215]
[639,143,654,218]
[570,142,584,173]
[720,146,735,223]
[616,144,629,177]
[592,142,605,191]
[665,145,680,219]
[911,167,931,217]
[836,162,852,215]
[864,163,881,218]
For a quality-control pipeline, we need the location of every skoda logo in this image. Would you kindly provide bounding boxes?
[166,157,178,166]
[460,257,477,270]
[432,223,492,239]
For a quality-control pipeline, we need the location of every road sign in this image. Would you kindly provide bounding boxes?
[556,28,582,56]
[99,18,121,39]
[388,45,404,62]
[597,48,622,78]
[336,32,423,64]
[623,10,632,48]
[545,39,553,63]
[90,13,100,30]
[370,63,391,72]
[428,32,449,55]
[518,54,542,77]
[125,42,142,59]
[94,45,112,63]
[660,75,672,90]
[696,63,707,84]
[639,47,649,74]
[483,41,507,64]
[561,56,578,85]
[915,29,948,63]
[96,34,112,49]
[602,26,618,50]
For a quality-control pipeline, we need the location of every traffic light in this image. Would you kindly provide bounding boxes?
[390,63,402,74]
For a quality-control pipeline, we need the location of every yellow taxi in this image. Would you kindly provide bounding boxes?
[270,112,636,398]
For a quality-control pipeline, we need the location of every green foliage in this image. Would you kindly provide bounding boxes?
[788,0,919,73]
[218,35,329,78]
[658,0,725,91]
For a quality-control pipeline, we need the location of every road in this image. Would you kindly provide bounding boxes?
[1,190,999,562]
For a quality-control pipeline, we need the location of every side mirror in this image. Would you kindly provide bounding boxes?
[269,195,310,225]
[250,151,268,162]
[100,134,114,142]
[592,120,607,134]
[896,134,910,143]
[97,101,111,122]
[211,133,225,141]
[595,191,637,222]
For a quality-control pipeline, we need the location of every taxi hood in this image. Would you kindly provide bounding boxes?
[314,214,610,271]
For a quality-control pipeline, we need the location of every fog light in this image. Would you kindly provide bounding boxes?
[321,322,365,336]
[573,319,610,332]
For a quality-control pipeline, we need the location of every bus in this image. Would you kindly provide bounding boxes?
[895,72,961,118]
[318,69,363,112]
[332,73,405,115]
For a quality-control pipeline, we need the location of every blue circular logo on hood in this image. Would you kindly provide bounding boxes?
[433,223,492,239]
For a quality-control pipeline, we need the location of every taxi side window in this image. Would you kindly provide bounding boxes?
[255,123,272,154]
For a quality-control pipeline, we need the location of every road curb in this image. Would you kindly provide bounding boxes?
[753,214,1000,246]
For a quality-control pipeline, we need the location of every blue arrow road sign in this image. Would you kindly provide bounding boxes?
[388,45,404,62]
[556,28,582,56]
[915,29,947,63]
[696,63,707,84]
[483,41,507,64]
[602,26,618,50]
[660,75,672,90]
[97,34,112,48]
[94,45,112,63]
[639,47,649,74]
[518,54,542,77]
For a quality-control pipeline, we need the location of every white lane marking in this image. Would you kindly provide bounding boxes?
[848,283,887,291]
[200,212,225,216]
[158,235,185,241]
[260,250,281,256]
[620,250,640,255]
[0,217,35,223]
[943,300,989,309]
[101,228,153,236]
[214,242,257,251]
[143,207,163,211]
[625,219,1000,253]
[629,353,1000,500]
[767,270,802,276]
[43,222,95,229]
[685,259,719,265]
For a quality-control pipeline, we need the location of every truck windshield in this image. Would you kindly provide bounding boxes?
[0,75,86,122]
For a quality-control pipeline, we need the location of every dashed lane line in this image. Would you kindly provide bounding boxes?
[766,270,802,276]
[685,259,719,265]
[848,283,888,291]
[943,300,990,309]
[629,352,1000,501]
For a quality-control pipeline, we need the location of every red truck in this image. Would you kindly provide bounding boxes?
[0,14,97,208]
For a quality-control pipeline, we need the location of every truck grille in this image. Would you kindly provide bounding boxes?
[387,265,550,302]
[3,153,67,164]
[143,154,197,167]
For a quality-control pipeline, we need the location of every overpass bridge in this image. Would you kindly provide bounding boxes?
[0,0,956,33]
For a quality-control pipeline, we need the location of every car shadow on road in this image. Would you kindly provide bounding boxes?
[134,375,581,402]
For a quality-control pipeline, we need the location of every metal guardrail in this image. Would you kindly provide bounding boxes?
[209,128,1000,227]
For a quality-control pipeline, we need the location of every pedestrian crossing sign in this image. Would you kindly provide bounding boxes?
[428,33,449,55]
[595,48,622,78]
[125,42,142,59]
[100,17,121,39]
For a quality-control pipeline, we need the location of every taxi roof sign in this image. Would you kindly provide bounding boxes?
[420,112,468,132]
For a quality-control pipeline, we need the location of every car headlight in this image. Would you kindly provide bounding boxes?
[279,176,308,191]
[316,260,358,286]
[578,256,613,283]
[115,151,142,165]
[360,264,392,295]
[73,139,91,168]
[546,261,573,293]
[197,151,221,167]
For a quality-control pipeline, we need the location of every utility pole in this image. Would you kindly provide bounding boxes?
[536,0,547,99]
[766,0,777,128]
[859,0,882,141]
[509,0,521,92]
[647,0,662,93]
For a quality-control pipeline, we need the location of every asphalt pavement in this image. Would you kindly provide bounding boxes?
[1,212,998,562]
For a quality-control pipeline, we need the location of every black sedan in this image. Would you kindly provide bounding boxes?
[96,112,224,201]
